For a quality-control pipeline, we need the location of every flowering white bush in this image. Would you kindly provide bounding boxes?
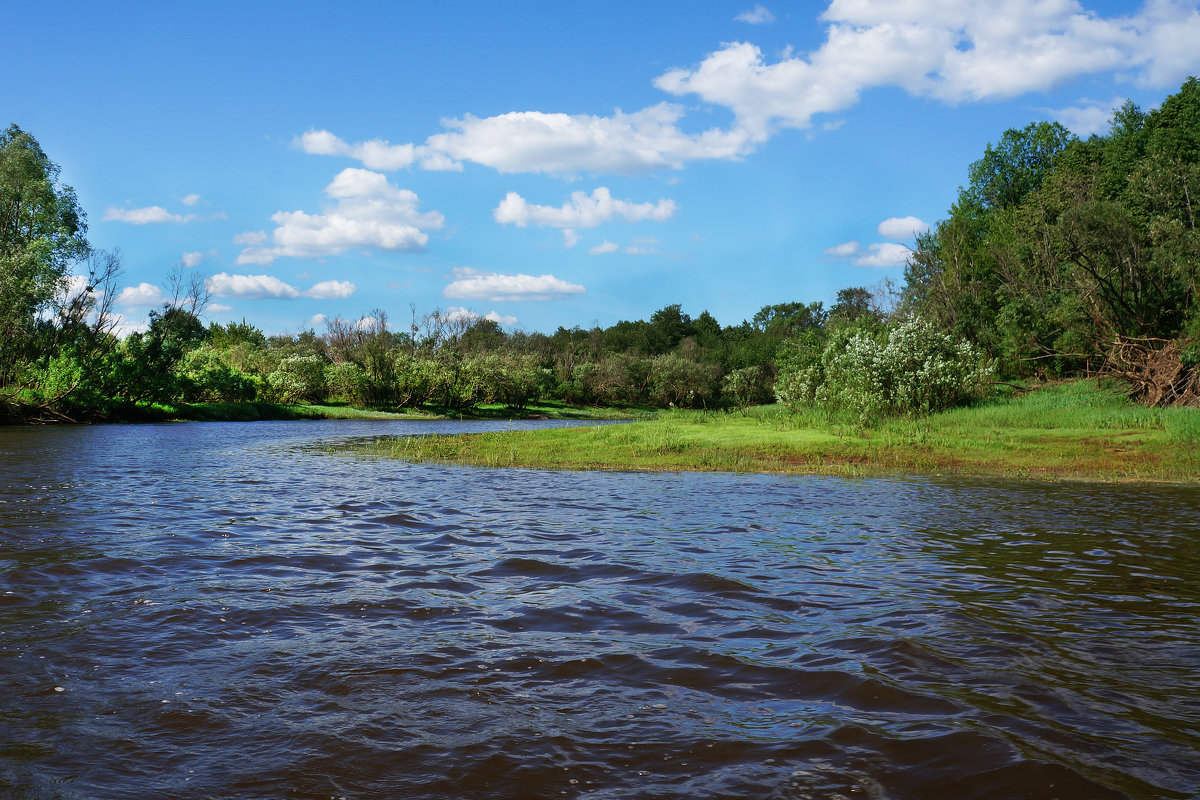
[266,354,327,402]
[776,318,993,421]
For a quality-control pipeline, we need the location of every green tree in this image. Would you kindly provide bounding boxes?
[965,121,1075,211]
[1,124,89,385]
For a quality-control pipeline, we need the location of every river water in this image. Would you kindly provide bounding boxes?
[1,420,1198,800]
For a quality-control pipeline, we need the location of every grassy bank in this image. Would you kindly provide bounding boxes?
[70,399,649,424]
[356,380,1200,482]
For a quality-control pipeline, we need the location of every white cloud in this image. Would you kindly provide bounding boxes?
[736,4,775,24]
[442,306,478,325]
[485,310,519,326]
[109,313,149,337]
[103,206,193,224]
[304,280,357,299]
[1048,96,1126,136]
[853,242,911,267]
[589,240,619,255]
[208,303,234,314]
[117,282,167,307]
[236,168,443,265]
[181,193,202,207]
[181,250,206,268]
[443,267,586,302]
[296,129,417,171]
[51,275,101,315]
[289,3,1200,185]
[877,216,930,240]
[494,187,677,228]
[208,273,301,299]
[824,241,860,257]
[443,306,520,326]
[654,3,1200,140]
[309,313,329,328]
[233,230,268,246]
[1136,1,1200,87]
[563,228,580,248]
[424,104,753,174]
[207,272,358,300]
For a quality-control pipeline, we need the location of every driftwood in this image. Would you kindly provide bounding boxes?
[1103,336,1200,407]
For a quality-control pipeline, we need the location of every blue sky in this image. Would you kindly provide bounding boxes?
[5,1,1200,335]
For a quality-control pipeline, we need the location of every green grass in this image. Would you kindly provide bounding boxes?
[116,399,646,423]
[354,380,1200,483]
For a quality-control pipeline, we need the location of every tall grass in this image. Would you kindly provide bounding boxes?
[352,379,1200,482]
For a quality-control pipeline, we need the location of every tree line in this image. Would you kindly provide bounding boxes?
[904,77,1200,404]
[3,78,1198,422]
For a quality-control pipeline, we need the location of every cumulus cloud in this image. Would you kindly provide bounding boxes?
[297,129,467,172]
[236,168,443,265]
[181,193,202,207]
[736,4,775,24]
[444,306,519,326]
[207,273,301,299]
[181,250,210,268]
[296,129,419,171]
[824,241,860,258]
[443,267,586,302]
[563,228,581,248]
[877,216,930,240]
[1048,96,1126,135]
[494,187,677,228]
[206,272,357,300]
[589,240,619,255]
[117,282,167,307]
[104,206,193,224]
[654,2,1200,140]
[292,3,1200,181]
[853,242,911,267]
[485,310,519,326]
[304,279,357,299]
[208,303,234,314]
[109,313,149,337]
[52,275,102,315]
[426,104,753,174]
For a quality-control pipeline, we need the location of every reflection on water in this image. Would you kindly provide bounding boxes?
[1,420,1198,799]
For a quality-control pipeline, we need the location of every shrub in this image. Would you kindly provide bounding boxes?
[178,346,258,402]
[647,352,720,408]
[266,354,327,402]
[776,317,993,421]
[721,365,774,410]
[325,361,369,405]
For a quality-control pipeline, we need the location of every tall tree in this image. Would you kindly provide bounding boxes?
[0,124,89,383]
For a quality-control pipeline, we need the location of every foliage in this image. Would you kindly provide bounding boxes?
[776,318,993,422]
[10,81,1200,420]
[267,354,326,403]
[1,124,90,385]
[903,78,1200,401]
[359,380,1200,483]
[721,365,774,410]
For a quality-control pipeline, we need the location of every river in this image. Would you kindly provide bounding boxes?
[1,420,1198,799]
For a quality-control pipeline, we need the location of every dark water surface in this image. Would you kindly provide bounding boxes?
[1,420,1198,800]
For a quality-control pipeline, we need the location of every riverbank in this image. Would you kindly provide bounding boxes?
[357,380,1200,482]
[0,398,647,425]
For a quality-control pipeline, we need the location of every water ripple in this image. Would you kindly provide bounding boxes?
[1,420,1198,799]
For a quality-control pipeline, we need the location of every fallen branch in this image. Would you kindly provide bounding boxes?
[1103,336,1200,407]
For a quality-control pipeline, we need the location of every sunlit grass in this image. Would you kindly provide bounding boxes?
[354,380,1200,483]
[129,400,647,423]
